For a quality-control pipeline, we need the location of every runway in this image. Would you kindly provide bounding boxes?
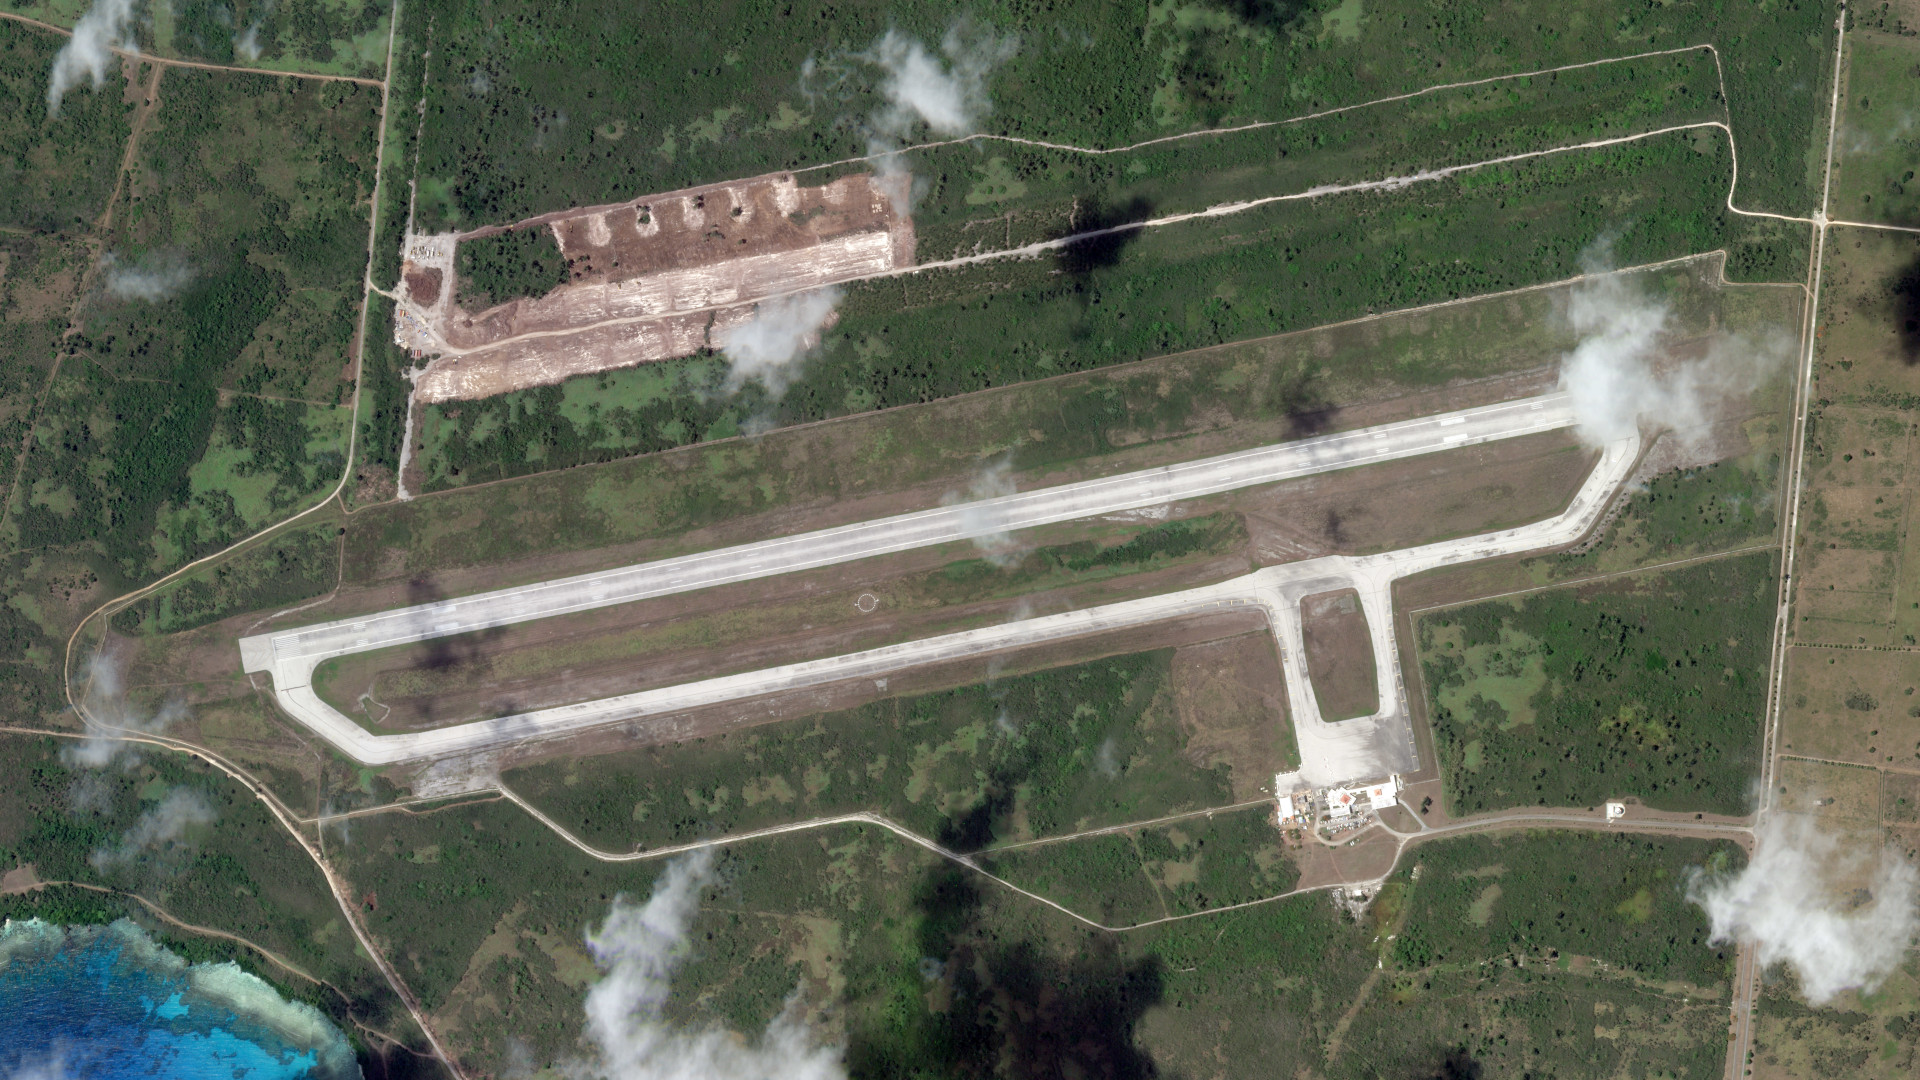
[242,392,1577,692]
[237,393,1634,772]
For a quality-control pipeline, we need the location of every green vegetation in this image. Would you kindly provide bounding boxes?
[330,793,1375,1078]
[1831,17,1920,227]
[1753,954,1920,1079]
[506,649,1244,853]
[905,46,1727,259]
[5,70,375,580]
[420,122,1801,488]
[110,520,339,636]
[787,130,1797,425]
[452,227,569,308]
[0,21,133,232]
[1344,831,1740,1079]
[1419,552,1775,815]
[11,0,391,79]
[402,0,1830,230]
[356,260,1756,593]
[1557,457,1782,573]
[353,294,411,488]
[337,779,1743,1078]
[0,732,424,1062]
[927,513,1245,600]
[1392,831,1739,984]
[981,804,1299,926]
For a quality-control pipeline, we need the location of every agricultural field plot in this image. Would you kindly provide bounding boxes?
[1415,551,1776,816]
[395,0,1830,233]
[9,0,391,79]
[1780,649,1920,771]
[1792,231,1920,648]
[501,642,1291,855]
[1829,7,1920,228]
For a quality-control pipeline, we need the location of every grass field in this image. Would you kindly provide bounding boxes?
[503,646,1278,854]
[1344,830,1742,1079]
[1418,551,1776,816]
[1300,588,1377,721]
[979,803,1299,927]
[332,776,1746,1080]
[1830,12,1920,228]
[1752,953,1920,1080]
[360,258,1744,594]
[311,512,1251,729]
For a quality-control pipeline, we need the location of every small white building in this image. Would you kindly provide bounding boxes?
[1365,775,1401,812]
[1325,787,1360,819]
[1276,794,1297,824]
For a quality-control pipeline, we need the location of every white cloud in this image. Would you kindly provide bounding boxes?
[1688,814,1920,1005]
[1556,266,1791,447]
[101,250,193,303]
[851,22,1018,217]
[943,456,1025,567]
[719,287,841,396]
[90,787,217,872]
[47,0,139,116]
[570,851,845,1080]
[62,653,184,771]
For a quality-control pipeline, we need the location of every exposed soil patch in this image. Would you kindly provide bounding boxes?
[402,266,442,307]
[397,173,914,402]
[0,863,40,894]
[1171,632,1295,798]
[1301,589,1379,721]
[1779,645,1920,769]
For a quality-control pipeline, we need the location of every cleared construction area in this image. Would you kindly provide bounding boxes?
[393,172,916,402]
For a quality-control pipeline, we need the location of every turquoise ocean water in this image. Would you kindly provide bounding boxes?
[0,918,360,1079]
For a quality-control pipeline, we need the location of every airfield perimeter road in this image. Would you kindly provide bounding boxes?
[244,390,1577,685]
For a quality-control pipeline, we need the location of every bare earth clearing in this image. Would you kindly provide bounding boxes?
[395,172,914,401]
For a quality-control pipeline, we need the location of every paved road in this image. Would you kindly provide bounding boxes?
[242,417,1636,769]
[243,392,1576,689]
